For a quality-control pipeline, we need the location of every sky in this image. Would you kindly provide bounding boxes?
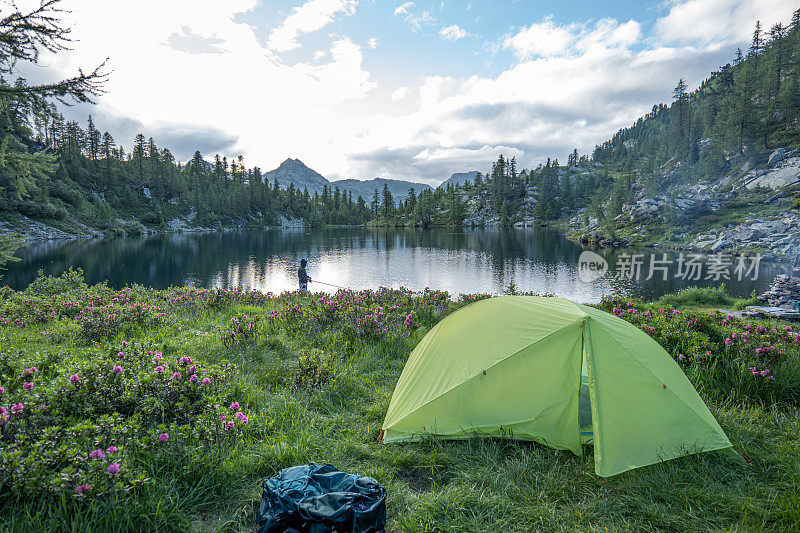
[26,0,799,186]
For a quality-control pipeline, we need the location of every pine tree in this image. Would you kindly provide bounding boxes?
[86,115,100,162]
[101,131,115,188]
[371,188,379,220]
[382,183,394,222]
[133,134,146,183]
[672,78,689,146]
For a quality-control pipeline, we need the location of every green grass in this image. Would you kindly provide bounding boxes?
[1,286,799,532]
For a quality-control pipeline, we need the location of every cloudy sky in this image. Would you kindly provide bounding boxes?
[33,0,798,185]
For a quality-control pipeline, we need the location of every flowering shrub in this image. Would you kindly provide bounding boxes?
[220,313,262,350]
[0,340,252,499]
[266,287,449,343]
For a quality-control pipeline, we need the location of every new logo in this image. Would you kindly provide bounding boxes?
[578,251,608,282]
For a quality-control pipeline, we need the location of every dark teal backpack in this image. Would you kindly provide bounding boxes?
[256,463,386,533]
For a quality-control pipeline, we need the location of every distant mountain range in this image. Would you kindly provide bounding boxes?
[261,158,479,200]
[440,170,479,188]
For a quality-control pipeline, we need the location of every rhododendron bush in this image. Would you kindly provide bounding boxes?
[0,271,257,500]
[266,287,448,343]
[0,339,251,498]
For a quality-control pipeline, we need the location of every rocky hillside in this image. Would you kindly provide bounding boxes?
[567,147,800,260]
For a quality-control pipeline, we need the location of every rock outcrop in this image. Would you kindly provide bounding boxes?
[689,213,800,258]
[760,274,800,308]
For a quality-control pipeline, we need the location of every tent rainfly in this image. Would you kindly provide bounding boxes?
[381,296,732,476]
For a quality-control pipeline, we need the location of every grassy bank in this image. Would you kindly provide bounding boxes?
[1,273,799,532]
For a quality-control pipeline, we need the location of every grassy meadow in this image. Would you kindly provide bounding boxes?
[0,271,798,532]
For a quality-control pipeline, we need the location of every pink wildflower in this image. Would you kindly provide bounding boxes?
[90,448,105,460]
[229,401,240,410]
[225,421,235,429]
[113,365,123,373]
[11,402,23,413]
[23,382,33,390]
[76,484,90,494]
[677,354,686,361]
[69,374,80,384]
[106,462,120,474]
[202,377,211,386]
[155,366,164,374]
[158,433,169,443]
[106,446,118,454]
[189,374,199,383]
[172,372,181,379]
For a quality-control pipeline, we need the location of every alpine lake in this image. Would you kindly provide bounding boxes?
[4,227,783,302]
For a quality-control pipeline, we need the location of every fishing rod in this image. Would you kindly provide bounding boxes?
[311,280,351,290]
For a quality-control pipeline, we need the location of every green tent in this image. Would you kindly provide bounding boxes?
[381,296,732,476]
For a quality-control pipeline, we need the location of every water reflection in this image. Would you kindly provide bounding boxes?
[3,228,783,303]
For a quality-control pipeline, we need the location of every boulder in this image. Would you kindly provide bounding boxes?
[710,239,729,253]
[768,148,786,166]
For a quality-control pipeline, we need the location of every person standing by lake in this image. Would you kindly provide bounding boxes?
[298,258,312,292]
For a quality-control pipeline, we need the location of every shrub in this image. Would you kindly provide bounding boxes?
[120,220,146,236]
[24,268,89,297]
[48,180,84,206]
[295,348,341,390]
[220,313,261,350]
[0,341,251,499]
[655,285,734,308]
[12,199,68,220]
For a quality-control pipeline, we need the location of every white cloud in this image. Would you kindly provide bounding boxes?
[367,36,378,49]
[40,0,797,186]
[439,24,466,41]
[577,18,640,51]
[410,10,436,31]
[394,2,414,16]
[391,86,409,101]
[656,0,797,47]
[503,17,573,59]
[46,0,375,178]
[267,0,357,52]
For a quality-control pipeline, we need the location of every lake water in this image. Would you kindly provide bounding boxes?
[3,228,784,303]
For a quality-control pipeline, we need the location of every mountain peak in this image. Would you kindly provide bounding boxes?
[280,157,305,167]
